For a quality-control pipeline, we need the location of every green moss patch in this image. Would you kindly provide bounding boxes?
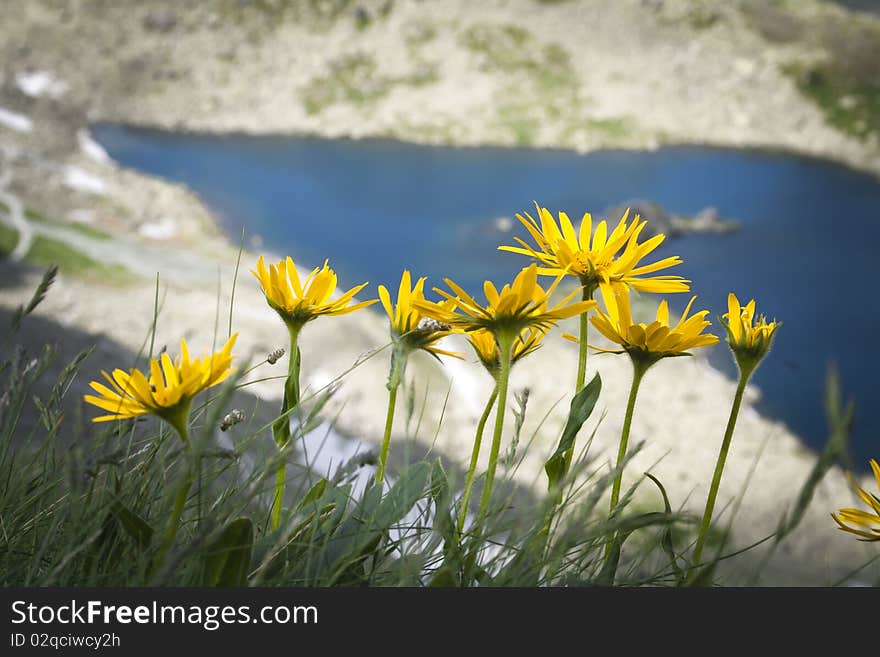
[25,207,113,241]
[0,223,19,257]
[462,23,580,146]
[25,236,134,284]
[788,63,880,140]
[745,2,880,142]
[301,54,438,115]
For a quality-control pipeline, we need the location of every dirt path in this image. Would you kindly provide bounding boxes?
[0,152,33,261]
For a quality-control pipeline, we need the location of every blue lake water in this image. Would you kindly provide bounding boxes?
[832,0,880,15]
[91,124,880,467]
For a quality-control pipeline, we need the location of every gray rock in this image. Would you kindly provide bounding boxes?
[602,199,672,237]
[602,199,738,238]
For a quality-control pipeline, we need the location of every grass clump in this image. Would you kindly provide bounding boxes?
[461,23,580,145]
[301,55,389,115]
[26,236,134,283]
[461,23,575,95]
[789,64,880,140]
[744,1,880,141]
[586,116,633,138]
[497,103,543,146]
[0,223,19,256]
[802,16,880,140]
[687,7,721,31]
[25,207,113,241]
[0,268,680,587]
[1,200,872,588]
[301,53,437,115]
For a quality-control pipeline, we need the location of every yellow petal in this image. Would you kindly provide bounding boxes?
[578,212,593,252]
[592,220,607,252]
[598,282,619,325]
[483,280,500,308]
[397,270,412,317]
[378,285,394,323]
[656,300,669,326]
[559,211,578,247]
[727,293,742,342]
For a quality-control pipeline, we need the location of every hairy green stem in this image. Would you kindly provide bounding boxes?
[564,285,595,479]
[476,335,513,523]
[692,366,753,569]
[376,386,398,485]
[376,348,407,485]
[457,386,498,535]
[152,424,191,577]
[271,325,302,531]
[575,304,590,392]
[162,473,193,551]
[604,359,649,564]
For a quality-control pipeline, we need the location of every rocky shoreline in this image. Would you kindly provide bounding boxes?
[2,0,880,177]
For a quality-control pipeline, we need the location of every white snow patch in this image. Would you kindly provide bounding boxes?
[0,107,33,133]
[77,129,111,163]
[68,208,96,224]
[300,422,376,499]
[15,71,68,99]
[138,216,178,240]
[63,166,107,195]
[436,335,483,416]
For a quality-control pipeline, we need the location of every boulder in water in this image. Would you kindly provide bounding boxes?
[602,199,738,238]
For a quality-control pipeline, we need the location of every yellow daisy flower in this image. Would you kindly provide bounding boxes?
[252,255,376,329]
[83,333,238,438]
[378,270,461,360]
[468,327,545,377]
[723,293,780,358]
[584,287,717,360]
[499,202,690,297]
[413,263,596,337]
[832,459,880,542]
[416,265,590,524]
[375,271,463,483]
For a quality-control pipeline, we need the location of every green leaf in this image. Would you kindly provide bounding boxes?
[83,512,123,576]
[110,502,153,550]
[544,373,601,490]
[298,478,328,509]
[610,511,671,535]
[427,566,459,587]
[429,459,449,506]
[322,463,431,585]
[203,517,254,587]
[685,561,718,587]
[367,462,431,530]
[597,511,671,585]
[427,459,458,570]
[776,369,854,543]
[645,472,683,581]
